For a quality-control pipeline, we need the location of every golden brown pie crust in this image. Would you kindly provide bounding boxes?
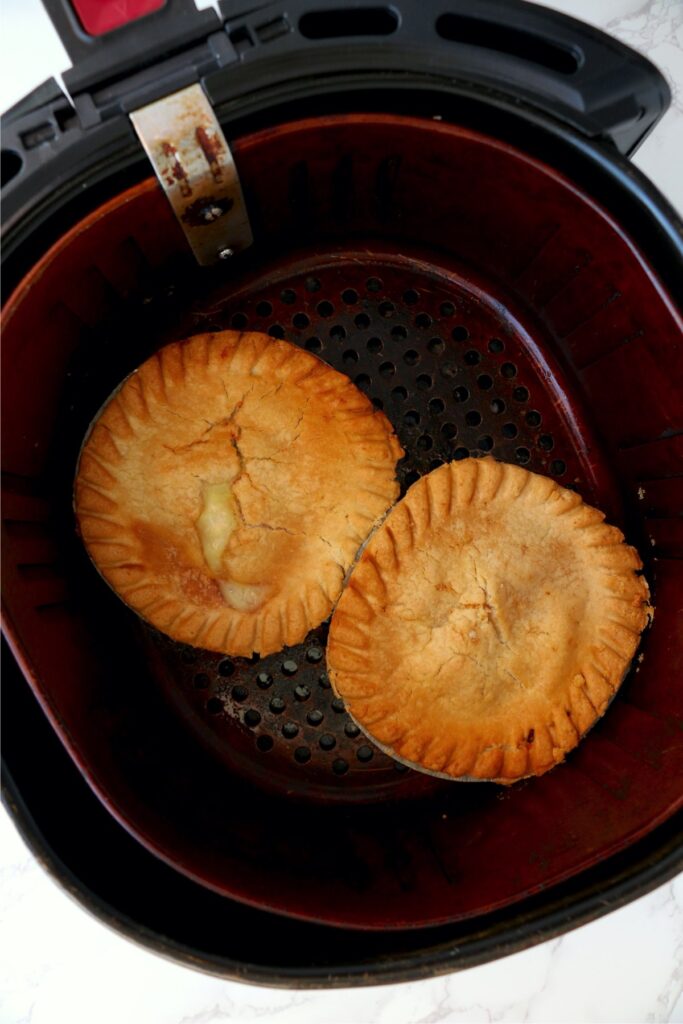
[75,331,403,657]
[327,458,652,783]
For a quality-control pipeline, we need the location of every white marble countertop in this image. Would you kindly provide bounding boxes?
[1,1,681,1021]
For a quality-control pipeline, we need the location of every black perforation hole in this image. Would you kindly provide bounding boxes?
[551,459,567,476]
[305,276,321,292]
[206,697,223,714]
[478,435,494,451]
[280,289,296,304]
[367,337,383,354]
[441,422,457,440]
[269,696,285,714]
[465,410,482,427]
[502,422,518,438]
[464,349,481,366]
[417,433,433,451]
[429,398,445,414]
[403,350,419,366]
[428,337,445,354]
[293,312,310,330]
[489,338,504,353]
[404,469,420,486]
[501,362,517,378]
[372,397,384,410]
[539,434,554,450]
[440,301,455,317]
[282,722,299,739]
[516,447,531,464]
[477,374,493,390]
[355,374,371,391]
[331,697,345,713]
[491,398,506,414]
[430,458,444,470]
[441,361,458,380]
[379,360,395,378]
[319,733,336,751]
[305,337,322,352]
[256,300,273,317]
[231,685,248,703]
[256,735,273,752]
[454,446,469,460]
[366,277,382,292]
[342,288,358,304]
[230,312,248,330]
[330,324,347,341]
[218,659,235,677]
[268,324,285,339]
[307,709,324,726]
[282,660,298,676]
[193,673,210,690]
[452,326,469,341]
[391,324,408,340]
[391,385,408,401]
[244,709,261,728]
[416,373,433,390]
[306,646,323,663]
[379,301,395,317]
[256,672,273,689]
[343,349,359,366]
[355,313,371,329]
[453,386,469,403]
[404,410,420,427]
[294,746,311,764]
[317,300,334,317]
[294,684,311,701]
[357,745,374,762]
[403,288,420,304]
[526,410,542,428]
[415,312,432,329]
[344,722,360,738]
[333,758,349,775]
[513,385,529,402]
[318,673,331,689]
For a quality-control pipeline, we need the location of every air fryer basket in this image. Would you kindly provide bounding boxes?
[3,109,682,931]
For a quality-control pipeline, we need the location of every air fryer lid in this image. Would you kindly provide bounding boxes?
[3,100,682,928]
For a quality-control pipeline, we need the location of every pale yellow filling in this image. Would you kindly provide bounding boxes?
[196,480,269,611]
[196,481,238,573]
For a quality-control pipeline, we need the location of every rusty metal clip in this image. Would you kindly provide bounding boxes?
[130,83,253,266]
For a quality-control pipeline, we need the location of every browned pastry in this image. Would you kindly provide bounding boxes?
[75,331,403,657]
[327,458,652,783]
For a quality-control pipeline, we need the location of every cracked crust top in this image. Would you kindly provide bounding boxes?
[74,331,403,657]
[327,458,652,783]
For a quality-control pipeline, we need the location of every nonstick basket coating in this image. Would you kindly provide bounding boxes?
[2,115,682,929]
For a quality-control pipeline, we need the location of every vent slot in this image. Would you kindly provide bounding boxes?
[299,7,398,40]
[436,14,580,75]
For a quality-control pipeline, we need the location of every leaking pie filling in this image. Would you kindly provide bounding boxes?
[74,330,403,657]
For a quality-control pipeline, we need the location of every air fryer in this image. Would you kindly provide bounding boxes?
[2,0,682,984]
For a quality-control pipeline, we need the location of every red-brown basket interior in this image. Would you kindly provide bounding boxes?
[2,115,682,929]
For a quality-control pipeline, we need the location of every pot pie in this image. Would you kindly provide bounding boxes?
[327,458,652,783]
[75,331,403,657]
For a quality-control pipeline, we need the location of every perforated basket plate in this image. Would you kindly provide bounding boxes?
[119,248,621,802]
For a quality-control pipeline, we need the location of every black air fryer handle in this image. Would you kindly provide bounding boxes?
[40,0,222,89]
[40,0,671,156]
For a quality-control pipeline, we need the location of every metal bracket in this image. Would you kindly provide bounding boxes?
[130,83,253,266]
